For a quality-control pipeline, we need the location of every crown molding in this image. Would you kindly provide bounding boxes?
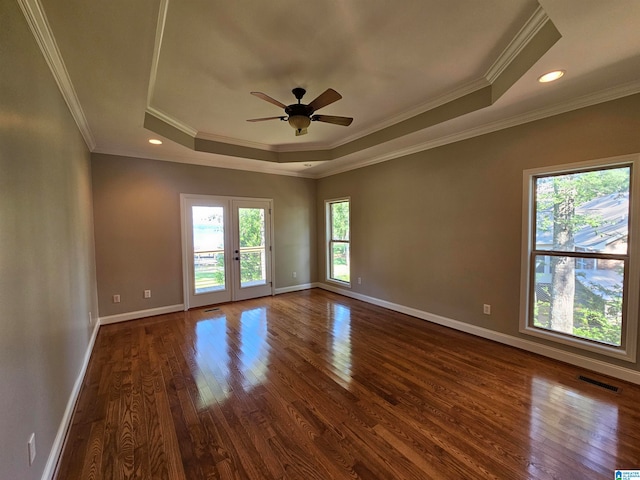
[91,144,314,179]
[145,106,198,137]
[317,82,640,178]
[147,0,170,107]
[318,77,491,151]
[485,5,551,83]
[17,0,96,150]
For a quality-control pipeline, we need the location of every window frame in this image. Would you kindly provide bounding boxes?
[326,197,351,287]
[519,155,640,362]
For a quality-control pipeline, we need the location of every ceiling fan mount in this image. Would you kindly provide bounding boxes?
[291,87,306,102]
[247,87,353,136]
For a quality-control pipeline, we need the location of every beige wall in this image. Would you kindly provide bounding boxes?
[317,94,640,371]
[91,154,317,317]
[0,2,99,479]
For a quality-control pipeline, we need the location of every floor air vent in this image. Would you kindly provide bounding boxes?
[204,307,220,312]
[578,375,620,393]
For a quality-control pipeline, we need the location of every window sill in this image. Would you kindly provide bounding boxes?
[326,278,351,289]
[520,324,636,363]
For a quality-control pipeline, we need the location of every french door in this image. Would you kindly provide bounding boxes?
[181,194,273,309]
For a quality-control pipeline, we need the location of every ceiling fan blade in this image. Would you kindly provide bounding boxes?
[250,92,287,109]
[312,114,353,126]
[246,116,286,122]
[295,127,308,136]
[308,88,342,112]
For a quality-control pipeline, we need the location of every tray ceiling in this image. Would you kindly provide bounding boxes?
[23,0,640,177]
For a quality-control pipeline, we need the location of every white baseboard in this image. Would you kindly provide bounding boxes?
[41,319,100,480]
[318,283,640,386]
[274,282,318,295]
[99,304,185,325]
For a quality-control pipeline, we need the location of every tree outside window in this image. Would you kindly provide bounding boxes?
[328,199,350,284]
[526,163,635,353]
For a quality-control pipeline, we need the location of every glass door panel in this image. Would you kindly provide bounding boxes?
[192,206,225,293]
[238,207,267,288]
[233,200,272,301]
[183,196,232,308]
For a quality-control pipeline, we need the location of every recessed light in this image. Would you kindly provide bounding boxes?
[538,70,565,83]
[148,138,163,145]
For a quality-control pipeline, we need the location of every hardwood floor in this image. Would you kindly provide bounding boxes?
[55,289,640,479]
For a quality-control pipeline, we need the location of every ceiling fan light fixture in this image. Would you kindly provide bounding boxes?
[288,115,311,133]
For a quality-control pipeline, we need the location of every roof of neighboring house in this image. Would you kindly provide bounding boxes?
[537,192,629,252]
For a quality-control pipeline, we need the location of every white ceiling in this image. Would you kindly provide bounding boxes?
[29,0,640,177]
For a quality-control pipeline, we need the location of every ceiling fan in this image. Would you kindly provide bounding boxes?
[247,87,353,136]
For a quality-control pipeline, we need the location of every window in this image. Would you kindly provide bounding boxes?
[520,156,640,361]
[327,198,350,284]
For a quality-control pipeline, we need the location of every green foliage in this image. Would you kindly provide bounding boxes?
[331,201,350,240]
[574,308,621,345]
[239,208,266,283]
[330,201,350,282]
[239,208,264,247]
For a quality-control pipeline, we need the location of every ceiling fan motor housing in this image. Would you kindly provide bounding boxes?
[285,103,314,117]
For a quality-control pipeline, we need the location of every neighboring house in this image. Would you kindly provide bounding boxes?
[535,191,629,307]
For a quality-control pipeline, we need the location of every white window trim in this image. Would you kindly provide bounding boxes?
[519,154,640,362]
[326,197,351,287]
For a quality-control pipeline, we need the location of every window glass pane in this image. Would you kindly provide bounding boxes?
[331,201,350,241]
[192,206,225,293]
[532,254,624,346]
[331,242,350,283]
[535,167,630,254]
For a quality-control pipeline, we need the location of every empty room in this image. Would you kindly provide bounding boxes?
[2,0,640,479]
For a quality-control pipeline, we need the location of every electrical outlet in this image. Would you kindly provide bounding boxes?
[292,272,297,279]
[358,277,362,285]
[144,289,151,299]
[483,304,491,315]
[112,294,121,303]
[88,311,92,326]
[28,433,36,466]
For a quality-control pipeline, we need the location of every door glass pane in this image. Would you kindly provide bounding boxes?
[532,254,624,346]
[192,206,225,293]
[239,208,266,288]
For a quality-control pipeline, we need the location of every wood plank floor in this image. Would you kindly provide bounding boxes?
[55,289,640,479]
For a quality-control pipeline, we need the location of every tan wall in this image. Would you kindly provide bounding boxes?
[91,154,317,317]
[317,94,640,371]
[0,2,99,479]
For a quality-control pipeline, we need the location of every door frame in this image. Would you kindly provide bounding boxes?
[180,193,275,310]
